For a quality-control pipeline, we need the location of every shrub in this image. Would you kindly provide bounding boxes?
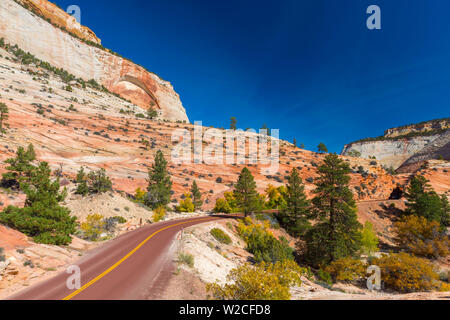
[134,187,146,203]
[153,206,166,222]
[213,198,232,213]
[394,215,449,259]
[178,252,194,267]
[87,169,112,194]
[317,269,332,286]
[324,257,367,282]
[372,253,440,292]
[207,260,305,300]
[237,218,294,263]
[23,260,35,268]
[80,213,106,241]
[147,107,158,119]
[176,193,195,213]
[113,216,127,224]
[210,228,232,245]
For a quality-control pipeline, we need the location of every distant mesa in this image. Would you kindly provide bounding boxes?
[342,118,450,172]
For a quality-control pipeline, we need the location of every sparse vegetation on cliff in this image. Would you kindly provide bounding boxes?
[0,102,9,136]
[75,167,112,195]
[0,145,76,245]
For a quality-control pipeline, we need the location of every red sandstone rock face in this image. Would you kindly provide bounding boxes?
[0,0,189,122]
[0,41,418,212]
[0,1,446,213]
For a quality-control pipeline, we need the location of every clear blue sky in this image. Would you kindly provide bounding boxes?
[54,0,450,153]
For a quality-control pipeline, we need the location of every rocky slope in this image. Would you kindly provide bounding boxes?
[0,0,188,122]
[160,218,450,300]
[342,118,449,171]
[0,34,408,212]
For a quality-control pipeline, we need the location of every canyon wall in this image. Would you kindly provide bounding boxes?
[0,0,189,122]
[342,118,449,171]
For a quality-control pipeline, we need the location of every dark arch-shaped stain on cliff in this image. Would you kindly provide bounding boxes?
[118,75,161,109]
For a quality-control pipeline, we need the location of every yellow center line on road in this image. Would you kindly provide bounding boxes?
[63,217,215,300]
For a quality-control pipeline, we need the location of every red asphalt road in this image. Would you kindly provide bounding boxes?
[8,215,223,300]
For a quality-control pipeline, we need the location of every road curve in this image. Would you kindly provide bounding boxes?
[8,215,223,300]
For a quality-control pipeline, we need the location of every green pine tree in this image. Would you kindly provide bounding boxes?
[0,102,9,136]
[75,166,89,196]
[233,167,258,217]
[2,144,36,187]
[303,153,362,267]
[87,168,112,194]
[317,142,328,153]
[190,180,203,210]
[279,168,311,237]
[0,161,76,245]
[230,117,237,130]
[405,175,449,226]
[146,150,172,209]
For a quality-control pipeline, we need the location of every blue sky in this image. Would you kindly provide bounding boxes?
[54,0,450,152]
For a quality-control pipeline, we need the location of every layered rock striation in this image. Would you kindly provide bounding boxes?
[342,118,449,171]
[0,0,189,122]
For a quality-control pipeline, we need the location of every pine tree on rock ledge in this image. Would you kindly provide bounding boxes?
[303,153,362,267]
[145,150,172,209]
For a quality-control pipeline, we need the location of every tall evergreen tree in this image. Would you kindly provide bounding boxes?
[2,144,36,187]
[317,142,328,153]
[293,138,297,147]
[405,175,449,226]
[230,117,237,130]
[303,153,362,267]
[234,167,258,217]
[146,150,172,209]
[190,180,203,210]
[0,102,9,136]
[279,168,311,237]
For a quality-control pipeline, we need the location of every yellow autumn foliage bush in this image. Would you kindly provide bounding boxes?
[153,206,166,222]
[176,193,195,213]
[213,198,232,214]
[372,252,440,293]
[324,257,367,282]
[207,260,305,300]
[395,215,449,259]
[80,213,105,241]
[134,187,146,203]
